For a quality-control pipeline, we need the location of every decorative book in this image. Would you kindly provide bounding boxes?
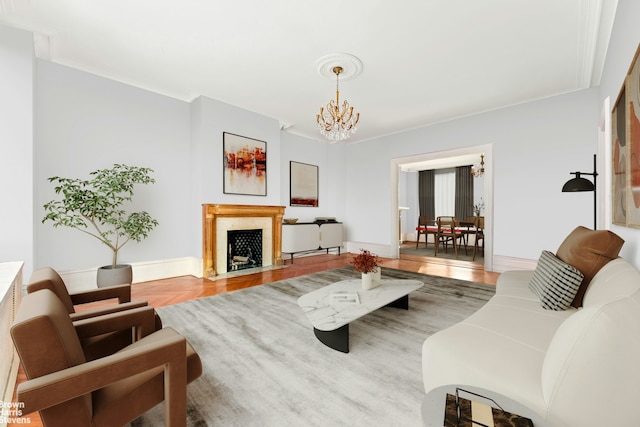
[329,291,360,305]
[444,389,534,427]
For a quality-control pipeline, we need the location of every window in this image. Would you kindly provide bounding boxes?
[434,169,455,217]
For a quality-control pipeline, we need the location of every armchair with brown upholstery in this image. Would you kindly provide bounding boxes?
[28,267,163,360]
[11,289,202,427]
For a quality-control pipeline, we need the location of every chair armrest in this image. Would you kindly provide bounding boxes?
[69,300,148,321]
[18,329,187,425]
[73,306,157,341]
[69,284,131,305]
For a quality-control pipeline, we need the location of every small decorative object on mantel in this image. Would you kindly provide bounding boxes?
[352,249,381,290]
[283,218,298,224]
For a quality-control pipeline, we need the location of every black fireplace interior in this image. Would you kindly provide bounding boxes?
[227,229,263,271]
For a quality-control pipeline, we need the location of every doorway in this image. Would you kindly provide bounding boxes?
[390,144,493,271]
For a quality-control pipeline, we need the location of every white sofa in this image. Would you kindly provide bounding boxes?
[421,257,640,427]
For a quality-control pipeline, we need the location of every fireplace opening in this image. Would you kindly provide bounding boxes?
[227,229,263,272]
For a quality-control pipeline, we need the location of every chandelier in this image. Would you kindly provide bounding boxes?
[316,66,360,142]
[471,154,485,178]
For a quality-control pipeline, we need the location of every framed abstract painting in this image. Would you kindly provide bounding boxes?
[223,132,267,196]
[290,161,318,207]
[612,43,640,228]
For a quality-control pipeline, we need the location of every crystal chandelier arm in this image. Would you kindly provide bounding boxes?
[316,64,360,141]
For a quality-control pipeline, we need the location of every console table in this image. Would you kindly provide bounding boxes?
[282,222,343,262]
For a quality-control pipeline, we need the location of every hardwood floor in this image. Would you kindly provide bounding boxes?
[9,253,499,427]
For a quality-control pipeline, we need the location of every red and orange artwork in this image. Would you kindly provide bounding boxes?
[626,47,640,227]
[223,133,267,196]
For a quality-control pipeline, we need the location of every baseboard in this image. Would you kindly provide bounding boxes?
[345,242,395,258]
[491,255,537,272]
[56,254,536,292]
[59,257,203,293]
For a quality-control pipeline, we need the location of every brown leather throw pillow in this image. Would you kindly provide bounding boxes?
[555,226,624,308]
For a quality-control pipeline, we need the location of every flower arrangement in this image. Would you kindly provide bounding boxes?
[473,198,485,216]
[352,249,381,273]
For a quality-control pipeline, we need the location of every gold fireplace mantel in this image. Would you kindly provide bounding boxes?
[202,204,285,277]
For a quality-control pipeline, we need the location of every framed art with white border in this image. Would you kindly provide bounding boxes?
[223,132,267,196]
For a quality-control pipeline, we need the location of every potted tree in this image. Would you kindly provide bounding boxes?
[42,164,159,287]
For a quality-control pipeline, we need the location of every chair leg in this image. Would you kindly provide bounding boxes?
[473,238,481,261]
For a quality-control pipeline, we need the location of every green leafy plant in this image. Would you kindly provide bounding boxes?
[42,164,159,268]
[352,249,381,273]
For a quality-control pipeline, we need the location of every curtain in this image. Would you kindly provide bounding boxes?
[455,165,473,219]
[418,169,435,221]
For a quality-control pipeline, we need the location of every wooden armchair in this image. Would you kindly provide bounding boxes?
[11,289,202,427]
[28,267,163,360]
[434,216,464,258]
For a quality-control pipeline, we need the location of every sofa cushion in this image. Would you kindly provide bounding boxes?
[556,226,624,307]
[495,270,536,299]
[528,250,583,311]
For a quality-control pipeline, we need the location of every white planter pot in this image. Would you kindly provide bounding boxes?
[361,269,381,290]
[97,264,133,288]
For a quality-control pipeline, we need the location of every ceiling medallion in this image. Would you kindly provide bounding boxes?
[315,53,362,142]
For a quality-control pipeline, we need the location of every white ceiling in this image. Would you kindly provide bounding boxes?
[0,0,618,144]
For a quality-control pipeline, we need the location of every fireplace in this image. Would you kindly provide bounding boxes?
[227,229,262,271]
[202,204,285,277]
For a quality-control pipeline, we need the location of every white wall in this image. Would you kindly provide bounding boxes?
[34,70,285,276]
[191,96,281,207]
[279,132,329,221]
[35,61,193,271]
[0,26,34,274]
[344,88,600,263]
[190,95,282,258]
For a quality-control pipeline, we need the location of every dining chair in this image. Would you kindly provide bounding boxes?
[473,216,485,261]
[458,216,478,254]
[415,216,436,249]
[434,216,464,257]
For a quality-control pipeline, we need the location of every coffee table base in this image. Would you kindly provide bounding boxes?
[314,324,350,353]
[313,295,410,353]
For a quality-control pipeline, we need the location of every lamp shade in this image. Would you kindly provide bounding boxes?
[562,176,595,192]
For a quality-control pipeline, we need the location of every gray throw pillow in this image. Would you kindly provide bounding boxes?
[529,250,584,310]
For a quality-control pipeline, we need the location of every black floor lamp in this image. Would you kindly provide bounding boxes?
[561,154,598,230]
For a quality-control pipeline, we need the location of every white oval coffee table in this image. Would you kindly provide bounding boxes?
[297,279,424,353]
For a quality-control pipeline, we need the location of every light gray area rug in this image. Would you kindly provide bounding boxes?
[131,267,495,427]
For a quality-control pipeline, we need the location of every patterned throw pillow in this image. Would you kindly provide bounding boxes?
[528,250,584,311]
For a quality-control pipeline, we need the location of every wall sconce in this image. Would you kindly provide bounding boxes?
[561,154,598,230]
